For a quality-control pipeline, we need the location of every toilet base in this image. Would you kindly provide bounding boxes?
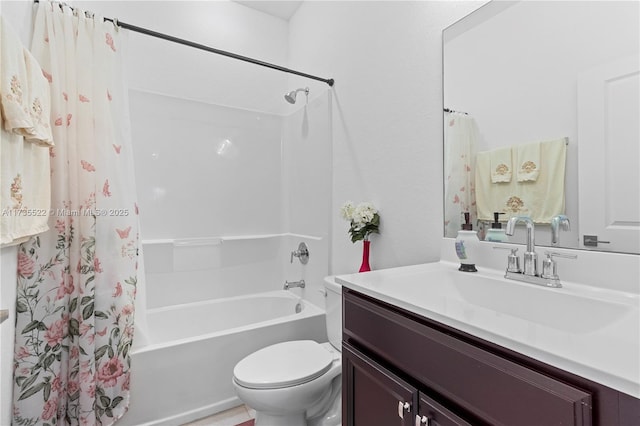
[308,379,341,426]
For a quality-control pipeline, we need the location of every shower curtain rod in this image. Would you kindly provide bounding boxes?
[443,108,468,115]
[33,0,335,87]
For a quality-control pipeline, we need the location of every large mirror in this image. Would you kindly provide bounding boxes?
[443,0,640,254]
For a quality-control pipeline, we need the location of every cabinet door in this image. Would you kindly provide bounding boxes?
[416,393,473,426]
[343,344,416,426]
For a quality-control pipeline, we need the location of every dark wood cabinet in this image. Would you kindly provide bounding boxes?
[342,288,640,426]
[417,392,472,426]
[344,344,472,426]
[344,344,415,426]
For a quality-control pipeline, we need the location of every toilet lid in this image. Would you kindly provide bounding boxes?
[233,340,333,389]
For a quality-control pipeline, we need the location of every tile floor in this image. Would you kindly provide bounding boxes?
[182,405,255,426]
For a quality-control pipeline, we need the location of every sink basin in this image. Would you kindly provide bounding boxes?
[447,269,634,333]
[337,262,638,334]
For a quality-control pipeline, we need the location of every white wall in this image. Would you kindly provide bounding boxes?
[288,1,484,274]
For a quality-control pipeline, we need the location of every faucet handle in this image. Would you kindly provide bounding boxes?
[541,251,577,280]
[544,251,578,260]
[290,242,309,264]
[494,246,521,273]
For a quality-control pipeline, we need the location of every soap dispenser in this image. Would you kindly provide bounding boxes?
[485,212,508,242]
[455,212,480,272]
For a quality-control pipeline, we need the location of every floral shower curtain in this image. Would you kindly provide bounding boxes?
[13,3,139,425]
[444,112,479,237]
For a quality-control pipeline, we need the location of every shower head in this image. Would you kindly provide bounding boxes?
[284,87,309,104]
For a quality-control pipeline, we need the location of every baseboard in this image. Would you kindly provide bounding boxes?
[134,396,243,426]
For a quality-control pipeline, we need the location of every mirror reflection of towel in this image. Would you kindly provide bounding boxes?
[490,146,512,183]
[476,138,567,223]
[517,142,540,182]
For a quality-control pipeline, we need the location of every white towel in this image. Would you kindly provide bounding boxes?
[517,142,541,182]
[20,49,54,146]
[530,138,567,222]
[1,17,31,131]
[489,146,512,183]
[476,151,526,221]
[0,17,51,246]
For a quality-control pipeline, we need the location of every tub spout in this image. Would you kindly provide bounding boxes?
[284,280,305,290]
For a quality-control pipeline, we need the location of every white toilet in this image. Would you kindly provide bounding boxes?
[232,277,342,426]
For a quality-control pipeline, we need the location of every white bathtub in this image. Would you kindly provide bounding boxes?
[118,290,327,426]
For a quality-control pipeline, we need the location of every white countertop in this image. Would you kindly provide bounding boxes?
[336,261,640,399]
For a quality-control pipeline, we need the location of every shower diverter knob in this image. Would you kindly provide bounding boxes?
[290,242,309,264]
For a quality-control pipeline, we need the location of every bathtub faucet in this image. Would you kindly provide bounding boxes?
[284,280,306,290]
[291,242,309,264]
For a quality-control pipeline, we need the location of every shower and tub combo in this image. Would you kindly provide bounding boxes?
[123,74,334,423]
[113,11,335,422]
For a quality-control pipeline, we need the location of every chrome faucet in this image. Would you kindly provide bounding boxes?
[283,280,305,290]
[506,216,537,276]
[550,215,570,247]
[502,215,577,288]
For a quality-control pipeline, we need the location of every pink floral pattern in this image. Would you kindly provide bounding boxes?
[13,4,139,426]
[105,33,117,52]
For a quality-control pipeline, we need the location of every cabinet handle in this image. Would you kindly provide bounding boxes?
[398,401,411,419]
[415,415,430,426]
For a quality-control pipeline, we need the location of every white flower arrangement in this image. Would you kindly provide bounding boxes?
[340,201,380,242]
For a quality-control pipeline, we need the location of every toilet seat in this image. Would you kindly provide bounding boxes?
[233,340,334,390]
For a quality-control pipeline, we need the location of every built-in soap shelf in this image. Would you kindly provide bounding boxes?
[142,233,323,274]
[172,237,223,247]
[148,232,323,248]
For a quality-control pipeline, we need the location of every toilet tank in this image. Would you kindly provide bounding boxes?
[323,276,343,351]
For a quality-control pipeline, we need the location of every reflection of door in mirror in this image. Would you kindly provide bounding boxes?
[578,55,640,254]
[442,0,640,253]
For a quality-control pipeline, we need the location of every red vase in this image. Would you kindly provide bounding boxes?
[359,240,371,272]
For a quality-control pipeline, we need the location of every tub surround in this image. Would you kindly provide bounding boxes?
[336,240,639,402]
[142,233,328,310]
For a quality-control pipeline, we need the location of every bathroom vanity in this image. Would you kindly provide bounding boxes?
[337,262,640,425]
